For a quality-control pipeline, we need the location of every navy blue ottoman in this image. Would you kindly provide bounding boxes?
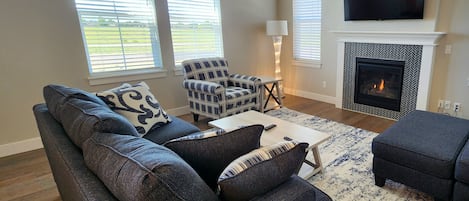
[454,140,469,201]
[372,110,469,201]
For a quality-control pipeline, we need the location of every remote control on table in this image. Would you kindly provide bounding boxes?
[264,124,276,131]
[283,136,293,141]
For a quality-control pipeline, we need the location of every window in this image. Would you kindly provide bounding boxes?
[75,0,163,74]
[293,0,322,67]
[167,0,224,66]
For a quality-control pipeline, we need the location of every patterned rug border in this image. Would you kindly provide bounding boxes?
[265,108,432,201]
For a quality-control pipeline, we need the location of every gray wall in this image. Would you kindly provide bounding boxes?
[0,0,276,148]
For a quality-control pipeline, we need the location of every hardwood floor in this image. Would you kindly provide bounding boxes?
[178,94,396,133]
[0,149,60,201]
[0,94,395,200]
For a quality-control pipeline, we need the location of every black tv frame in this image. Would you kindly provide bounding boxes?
[344,0,425,21]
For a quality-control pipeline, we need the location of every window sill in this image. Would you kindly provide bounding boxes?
[88,68,168,86]
[292,60,322,69]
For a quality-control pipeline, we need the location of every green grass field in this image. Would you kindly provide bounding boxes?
[84,26,220,55]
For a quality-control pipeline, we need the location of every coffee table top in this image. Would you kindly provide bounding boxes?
[208,111,331,150]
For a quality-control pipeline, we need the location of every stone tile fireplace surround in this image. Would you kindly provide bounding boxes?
[334,31,445,120]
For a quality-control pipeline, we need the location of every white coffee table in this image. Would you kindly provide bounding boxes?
[208,110,331,179]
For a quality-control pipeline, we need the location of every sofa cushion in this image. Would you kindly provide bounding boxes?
[164,125,263,190]
[143,115,200,144]
[456,140,469,183]
[43,84,107,121]
[251,175,332,201]
[96,82,171,136]
[217,141,308,201]
[83,133,218,201]
[372,110,469,179]
[60,98,139,148]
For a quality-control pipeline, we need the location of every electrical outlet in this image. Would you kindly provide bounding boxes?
[444,100,451,110]
[454,102,461,112]
[438,100,444,108]
[445,45,452,54]
[322,81,326,88]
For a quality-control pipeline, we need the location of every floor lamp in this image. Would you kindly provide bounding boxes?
[266,20,288,97]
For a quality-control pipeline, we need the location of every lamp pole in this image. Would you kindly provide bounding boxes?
[266,20,288,97]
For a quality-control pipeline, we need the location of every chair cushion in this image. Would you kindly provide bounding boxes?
[372,110,469,179]
[182,57,230,87]
[143,115,200,144]
[96,82,171,136]
[456,140,469,183]
[218,141,308,201]
[59,98,139,148]
[225,87,256,110]
[43,84,107,122]
[164,125,263,190]
[83,133,218,201]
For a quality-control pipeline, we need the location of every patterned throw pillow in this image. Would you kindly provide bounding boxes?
[217,141,309,201]
[96,82,171,136]
[163,125,263,190]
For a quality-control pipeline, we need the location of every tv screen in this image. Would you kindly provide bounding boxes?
[344,0,424,21]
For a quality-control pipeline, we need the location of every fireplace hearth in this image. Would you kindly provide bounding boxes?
[354,57,404,111]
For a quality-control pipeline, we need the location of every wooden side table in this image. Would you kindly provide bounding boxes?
[257,76,283,112]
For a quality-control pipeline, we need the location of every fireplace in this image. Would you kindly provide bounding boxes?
[354,57,404,111]
[334,31,445,120]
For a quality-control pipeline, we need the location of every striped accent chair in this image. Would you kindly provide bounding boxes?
[182,57,261,121]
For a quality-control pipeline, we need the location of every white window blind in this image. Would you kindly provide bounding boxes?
[75,0,163,73]
[293,0,322,64]
[167,0,224,66]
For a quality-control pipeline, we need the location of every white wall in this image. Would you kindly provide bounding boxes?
[0,0,276,155]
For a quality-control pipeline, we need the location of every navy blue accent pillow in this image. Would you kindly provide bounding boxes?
[164,125,264,190]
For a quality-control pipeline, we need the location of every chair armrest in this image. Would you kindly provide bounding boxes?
[183,79,224,95]
[228,74,261,92]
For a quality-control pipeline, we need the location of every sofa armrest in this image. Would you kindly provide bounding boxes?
[183,79,224,95]
[33,104,118,201]
[228,74,261,92]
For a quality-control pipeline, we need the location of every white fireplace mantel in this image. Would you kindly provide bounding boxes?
[334,31,446,112]
[332,31,446,46]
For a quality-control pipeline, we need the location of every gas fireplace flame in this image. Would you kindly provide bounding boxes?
[372,79,385,92]
[379,79,385,91]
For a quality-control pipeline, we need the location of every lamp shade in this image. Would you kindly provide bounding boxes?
[266,20,288,36]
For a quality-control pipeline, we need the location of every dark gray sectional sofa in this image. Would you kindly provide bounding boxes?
[372,110,469,201]
[33,84,331,201]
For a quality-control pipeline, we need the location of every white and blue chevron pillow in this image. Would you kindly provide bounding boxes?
[96,81,171,136]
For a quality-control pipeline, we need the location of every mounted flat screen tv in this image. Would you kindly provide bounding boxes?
[344,0,424,21]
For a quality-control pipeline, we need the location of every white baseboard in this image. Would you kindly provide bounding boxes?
[166,105,191,116]
[0,137,44,158]
[284,88,337,104]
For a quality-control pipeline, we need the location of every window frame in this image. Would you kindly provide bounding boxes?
[167,0,224,69]
[292,0,322,69]
[74,0,167,85]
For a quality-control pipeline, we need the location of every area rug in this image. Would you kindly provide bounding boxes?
[266,108,433,201]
